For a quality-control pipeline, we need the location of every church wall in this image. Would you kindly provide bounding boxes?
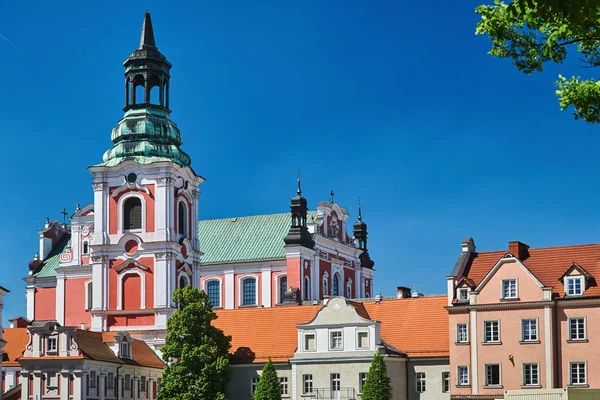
[34,287,56,321]
[107,314,155,328]
[286,258,301,299]
[65,278,91,327]
[108,185,156,235]
[234,273,262,308]
[108,257,155,311]
[319,259,332,297]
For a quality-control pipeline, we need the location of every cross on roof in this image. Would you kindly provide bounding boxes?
[61,208,68,225]
[329,189,335,203]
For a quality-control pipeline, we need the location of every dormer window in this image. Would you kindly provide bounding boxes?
[47,336,57,353]
[566,276,584,296]
[457,288,469,302]
[120,338,131,358]
[502,279,518,299]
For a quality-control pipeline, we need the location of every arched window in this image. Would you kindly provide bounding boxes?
[332,273,340,296]
[346,279,352,299]
[82,241,89,254]
[242,277,257,305]
[178,201,187,237]
[206,280,220,307]
[123,197,142,231]
[179,275,189,289]
[322,272,329,297]
[304,277,311,301]
[279,276,287,304]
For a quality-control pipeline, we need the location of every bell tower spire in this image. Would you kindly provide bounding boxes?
[139,12,156,49]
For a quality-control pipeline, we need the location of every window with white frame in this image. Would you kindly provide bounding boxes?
[523,363,539,386]
[569,318,586,340]
[457,287,469,302]
[107,372,114,389]
[304,333,316,351]
[359,372,367,393]
[502,279,518,299]
[120,338,130,358]
[303,374,313,394]
[332,273,340,296]
[124,374,131,390]
[457,323,468,343]
[279,377,288,395]
[357,331,369,349]
[522,319,538,341]
[458,366,469,386]
[178,201,188,237]
[566,276,584,296]
[47,336,57,353]
[416,372,426,392]
[250,377,259,396]
[242,277,257,305]
[123,197,142,231]
[89,371,97,388]
[442,372,450,393]
[330,330,343,350]
[206,280,220,307]
[484,321,500,343]
[485,364,501,386]
[331,373,341,392]
[140,376,146,392]
[570,362,587,385]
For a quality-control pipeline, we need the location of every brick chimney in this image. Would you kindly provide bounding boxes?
[508,241,530,261]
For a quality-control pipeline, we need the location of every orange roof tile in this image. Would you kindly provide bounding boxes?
[364,296,449,357]
[214,306,319,363]
[213,296,450,363]
[464,243,600,297]
[2,328,29,367]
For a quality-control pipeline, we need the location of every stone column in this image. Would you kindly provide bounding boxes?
[125,78,130,108]
[60,372,71,400]
[99,373,106,400]
[144,75,150,104]
[20,372,30,400]
[32,372,44,400]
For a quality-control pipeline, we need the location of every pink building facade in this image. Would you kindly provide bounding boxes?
[447,239,600,399]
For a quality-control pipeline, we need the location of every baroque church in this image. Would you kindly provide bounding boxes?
[24,12,375,354]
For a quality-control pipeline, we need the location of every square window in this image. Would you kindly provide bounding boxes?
[47,337,57,353]
[457,324,468,343]
[502,279,518,299]
[484,321,500,343]
[458,366,469,386]
[279,377,288,395]
[570,362,586,385]
[304,333,316,351]
[442,372,450,393]
[569,318,586,340]
[457,288,469,302]
[330,331,343,350]
[523,363,539,386]
[485,364,501,387]
[416,372,426,392]
[303,374,313,394]
[566,277,583,296]
[522,319,538,341]
[357,331,369,349]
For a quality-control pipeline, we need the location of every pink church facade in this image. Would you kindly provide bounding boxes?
[447,239,600,399]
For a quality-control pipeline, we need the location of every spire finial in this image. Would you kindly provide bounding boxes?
[329,189,335,204]
[139,12,157,49]
[297,169,302,195]
[358,196,362,221]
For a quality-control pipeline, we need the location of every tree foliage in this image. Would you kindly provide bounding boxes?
[157,286,231,400]
[475,0,600,122]
[361,352,392,400]
[253,358,282,400]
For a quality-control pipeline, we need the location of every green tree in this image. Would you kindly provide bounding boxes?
[253,358,282,400]
[157,286,231,400]
[475,0,600,123]
[361,352,392,400]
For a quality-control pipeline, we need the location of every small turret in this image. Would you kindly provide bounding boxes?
[284,173,315,249]
[353,200,374,269]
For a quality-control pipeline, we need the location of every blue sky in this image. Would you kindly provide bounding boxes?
[1,1,598,323]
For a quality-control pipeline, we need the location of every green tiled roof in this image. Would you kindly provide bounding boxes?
[33,234,71,278]
[198,213,296,265]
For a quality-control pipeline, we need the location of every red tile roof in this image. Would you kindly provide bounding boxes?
[213,296,450,363]
[2,328,29,367]
[463,243,600,297]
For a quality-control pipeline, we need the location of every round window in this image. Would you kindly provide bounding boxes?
[126,173,137,183]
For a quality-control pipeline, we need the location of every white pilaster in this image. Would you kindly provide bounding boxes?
[92,181,108,245]
[544,305,553,388]
[470,309,478,394]
[99,373,106,400]
[261,267,272,307]
[60,372,71,400]
[20,372,30,400]
[224,270,234,309]
[155,177,168,242]
[26,286,35,321]
[154,254,168,308]
[291,362,297,399]
[56,275,65,325]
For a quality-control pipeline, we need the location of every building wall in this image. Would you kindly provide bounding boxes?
[65,278,91,327]
[295,360,373,399]
[227,363,292,399]
[407,358,450,400]
[34,286,56,320]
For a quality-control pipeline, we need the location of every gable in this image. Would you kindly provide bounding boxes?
[298,297,374,328]
[476,257,545,303]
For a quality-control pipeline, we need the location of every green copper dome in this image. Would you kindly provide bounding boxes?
[102,107,191,167]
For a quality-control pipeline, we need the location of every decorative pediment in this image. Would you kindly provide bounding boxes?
[558,263,593,283]
[111,182,151,198]
[297,297,374,328]
[114,259,150,273]
[456,277,476,289]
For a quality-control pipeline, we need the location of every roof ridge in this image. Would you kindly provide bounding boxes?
[475,242,600,255]
[198,210,319,223]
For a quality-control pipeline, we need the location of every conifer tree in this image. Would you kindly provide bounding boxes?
[253,358,282,400]
[361,352,392,400]
[157,286,231,400]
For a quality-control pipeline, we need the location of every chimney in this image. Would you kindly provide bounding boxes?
[396,286,412,299]
[80,323,87,330]
[508,241,530,261]
[9,317,30,328]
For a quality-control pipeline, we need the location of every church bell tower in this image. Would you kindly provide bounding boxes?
[87,13,203,348]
